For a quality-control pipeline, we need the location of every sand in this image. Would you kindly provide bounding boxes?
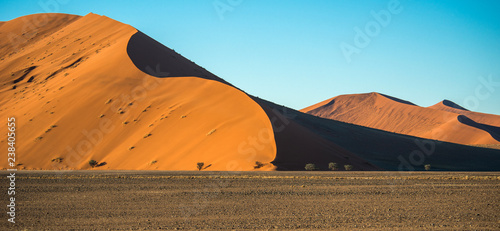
[302,92,500,145]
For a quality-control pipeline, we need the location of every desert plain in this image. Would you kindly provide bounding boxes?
[2,171,499,230]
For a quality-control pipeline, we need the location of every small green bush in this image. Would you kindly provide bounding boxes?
[344,165,353,171]
[305,163,317,171]
[424,164,431,171]
[328,162,339,171]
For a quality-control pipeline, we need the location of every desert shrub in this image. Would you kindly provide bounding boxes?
[254,161,265,169]
[196,162,212,171]
[328,162,339,171]
[344,165,353,171]
[424,164,431,171]
[197,162,204,171]
[89,160,98,168]
[51,157,63,163]
[305,163,317,171]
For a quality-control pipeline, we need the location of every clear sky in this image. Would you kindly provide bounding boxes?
[1,0,499,115]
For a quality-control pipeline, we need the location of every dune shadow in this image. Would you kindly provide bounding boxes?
[458,115,500,142]
[126,31,230,85]
[442,100,469,111]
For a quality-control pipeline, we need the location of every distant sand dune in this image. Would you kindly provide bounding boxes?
[302,92,500,145]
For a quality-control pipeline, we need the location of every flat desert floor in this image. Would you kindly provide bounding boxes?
[2,171,499,230]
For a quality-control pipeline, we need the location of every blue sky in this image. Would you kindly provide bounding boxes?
[1,0,499,115]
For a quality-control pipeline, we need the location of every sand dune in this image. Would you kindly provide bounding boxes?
[302,92,500,145]
[1,13,375,171]
[429,100,500,127]
[0,13,276,171]
[1,13,498,171]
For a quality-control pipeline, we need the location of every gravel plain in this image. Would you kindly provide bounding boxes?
[1,171,499,230]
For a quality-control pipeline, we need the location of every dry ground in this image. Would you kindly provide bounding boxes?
[1,171,499,230]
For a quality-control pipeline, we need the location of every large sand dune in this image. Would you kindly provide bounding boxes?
[0,13,277,171]
[0,13,378,171]
[1,13,498,171]
[302,92,500,145]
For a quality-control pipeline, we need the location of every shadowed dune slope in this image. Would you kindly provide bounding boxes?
[126,31,230,85]
[291,100,500,171]
[254,98,379,171]
[302,92,500,145]
[0,13,276,171]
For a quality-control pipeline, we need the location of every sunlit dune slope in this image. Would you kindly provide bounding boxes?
[0,13,80,58]
[429,100,500,127]
[0,13,276,170]
[302,92,500,145]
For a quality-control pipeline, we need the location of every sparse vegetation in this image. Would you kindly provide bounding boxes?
[328,162,339,171]
[305,163,317,171]
[98,114,105,118]
[197,162,212,171]
[424,164,431,171]
[128,146,135,151]
[344,165,353,171]
[45,125,57,133]
[150,160,157,165]
[105,99,112,104]
[180,115,186,119]
[197,162,204,171]
[254,161,266,169]
[51,157,63,163]
[143,133,152,138]
[89,160,98,168]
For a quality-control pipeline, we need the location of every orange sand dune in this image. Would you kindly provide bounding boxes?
[0,13,80,57]
[429,100,500,127]
[4,13,495,171]
[1,13,378,171]
[0,13,276,170]
[302,92,500,145]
